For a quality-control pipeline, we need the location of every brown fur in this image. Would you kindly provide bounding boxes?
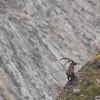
[59,57,77,82]
[66,65,74,75]
[66,64,75,82]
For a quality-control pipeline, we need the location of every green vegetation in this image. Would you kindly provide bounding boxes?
[56,51,100,100]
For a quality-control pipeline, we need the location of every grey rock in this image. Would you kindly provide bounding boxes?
[0,0,100,100]
[73,89,80,93]
[95,95,100,99]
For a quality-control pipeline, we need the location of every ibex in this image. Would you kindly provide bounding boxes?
[59,58,77,82]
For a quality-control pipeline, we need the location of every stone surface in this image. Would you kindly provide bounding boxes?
[73,89,80,93]
[0,0,100,100]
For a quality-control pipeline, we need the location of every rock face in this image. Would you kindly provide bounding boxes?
[0,0,100,100]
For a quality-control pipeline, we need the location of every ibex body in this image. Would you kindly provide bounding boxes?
[59,58,77,82]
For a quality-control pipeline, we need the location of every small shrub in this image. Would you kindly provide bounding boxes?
[73,95,78,100]
[88,71,93,77]
[87,84,100,96]
[81,96,87,100]
[94,55,100,60]
[92,54,100,68]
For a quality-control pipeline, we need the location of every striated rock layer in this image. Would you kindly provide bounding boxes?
[0,0,100,100]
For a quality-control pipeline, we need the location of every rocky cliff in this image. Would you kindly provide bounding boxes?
[0,0,100,100]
